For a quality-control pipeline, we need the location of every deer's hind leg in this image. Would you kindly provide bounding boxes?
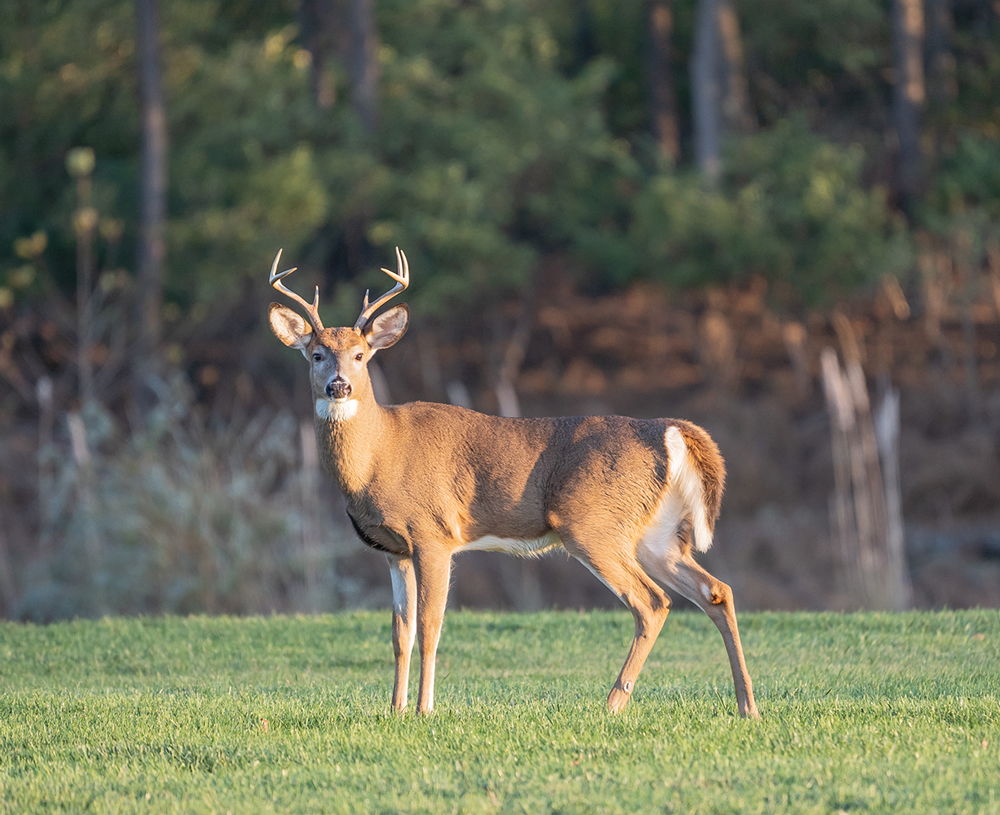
[638,527,760,719]
[559,529,672,714]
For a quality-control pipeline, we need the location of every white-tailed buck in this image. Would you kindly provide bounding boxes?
[268,248,759,718]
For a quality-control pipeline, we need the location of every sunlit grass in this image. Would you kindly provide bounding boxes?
[2,610,998,814]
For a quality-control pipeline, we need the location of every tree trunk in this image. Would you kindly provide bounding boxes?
[925,0,956,162]
[69,151,96,407]
[298,0,338,108]
[691,0,722,184]
[873,384,910,610]
[715,0,753,137]
[571,0,597,71]
[646,0,680,163]
[134,0,167,405]
[299,421,323,611]
[347,0,380,133]
[925,0,956,109]
[891,0,925,209]
[0,507,16,617]
[821,315,912,611]
[691,0,752,184]
[972,0,997,35]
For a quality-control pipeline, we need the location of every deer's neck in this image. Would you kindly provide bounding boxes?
[314,392,387,498]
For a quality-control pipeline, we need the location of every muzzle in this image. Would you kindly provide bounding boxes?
[326,377,352,400]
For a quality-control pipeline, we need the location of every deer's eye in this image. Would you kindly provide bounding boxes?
[355,352,364,361]
[312,352,323,362]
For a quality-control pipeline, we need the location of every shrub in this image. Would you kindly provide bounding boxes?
[17,378,352,621]
[629,118,908,301]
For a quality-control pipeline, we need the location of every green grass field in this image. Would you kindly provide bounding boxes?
[2,609,998,814]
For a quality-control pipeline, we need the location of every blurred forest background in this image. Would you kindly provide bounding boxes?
[1,0,999,621]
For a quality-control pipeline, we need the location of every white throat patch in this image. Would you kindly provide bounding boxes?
[316,397,359,422]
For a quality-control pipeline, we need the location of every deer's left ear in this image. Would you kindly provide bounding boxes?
[364,304,409,352]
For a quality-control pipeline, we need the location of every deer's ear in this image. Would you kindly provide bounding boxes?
[364,304,409,352]
[269,303,313,357]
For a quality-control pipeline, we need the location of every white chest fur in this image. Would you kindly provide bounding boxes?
[316,398,359,422]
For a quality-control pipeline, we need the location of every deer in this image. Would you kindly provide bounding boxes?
[267,247,760,719]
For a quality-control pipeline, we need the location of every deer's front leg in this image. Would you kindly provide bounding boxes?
[412,544,452,714]
[387,554,417,713]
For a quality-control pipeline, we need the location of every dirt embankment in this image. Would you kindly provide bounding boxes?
[427,274,1000,611]
[2,270,998,616]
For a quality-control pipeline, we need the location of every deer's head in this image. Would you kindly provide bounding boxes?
[268,248,410,420]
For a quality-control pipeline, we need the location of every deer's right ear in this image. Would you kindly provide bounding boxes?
[269,303,313,358]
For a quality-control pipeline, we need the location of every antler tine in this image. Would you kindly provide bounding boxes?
[353,247,410,330]
[269,249,324,333]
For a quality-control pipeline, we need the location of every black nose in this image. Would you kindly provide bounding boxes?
[326,378,352,399]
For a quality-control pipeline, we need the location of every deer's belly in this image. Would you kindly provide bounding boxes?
[456,531,562,558]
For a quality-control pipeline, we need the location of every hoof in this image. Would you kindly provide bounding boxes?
[606,685,632,714]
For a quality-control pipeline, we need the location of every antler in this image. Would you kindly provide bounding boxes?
[269,249,324,333]
[354,247,410,330]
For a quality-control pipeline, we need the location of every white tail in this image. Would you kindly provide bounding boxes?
[268,249,759,719]
[665,426,714,553]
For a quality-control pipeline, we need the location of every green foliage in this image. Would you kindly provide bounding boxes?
[1,0,999,315]
[950,19,1000,130]
[167,27,337,299]
[629,119,907,300]
[0,0,136,291]
[1,0,640,313]
[740,0,889,123]
[2,611,999,813]
[931,131,1000,220]
[364,0,637,314]
[586,0,652,136]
